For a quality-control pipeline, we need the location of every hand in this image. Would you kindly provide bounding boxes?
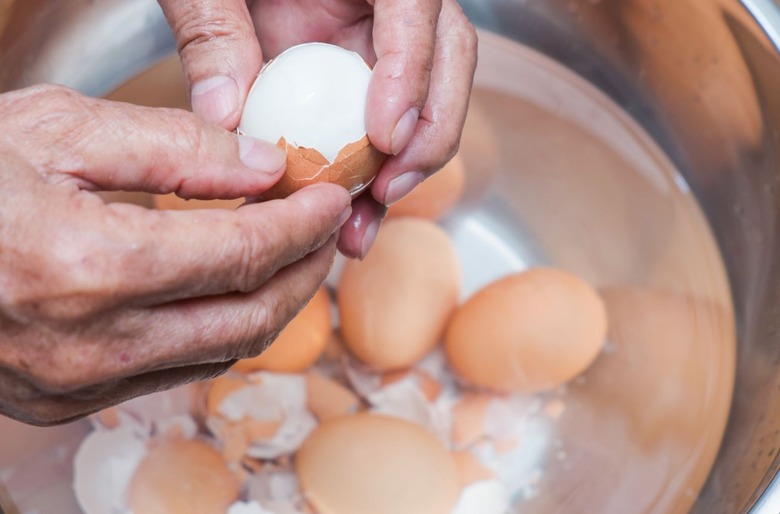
[159,0,478,258]
[0,85,351,425]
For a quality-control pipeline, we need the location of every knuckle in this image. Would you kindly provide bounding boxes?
[0,248,111,324]
[461,21,478,55]
[230,216,282,293]
[173,6,250,55]
[27,350,93,394]
[242,295,284,358]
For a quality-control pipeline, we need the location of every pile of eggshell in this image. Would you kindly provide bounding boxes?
[72,155,608,514]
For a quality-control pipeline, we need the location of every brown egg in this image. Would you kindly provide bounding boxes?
[387,154,466,220]
[233,287,331,373]
[520,288,735,514]
[338,218,460,370]
[296,413,460,514]
[153,194,244,211]
[445,267,607,393]
[127,439,240,514]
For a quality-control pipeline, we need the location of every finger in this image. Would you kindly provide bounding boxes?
[103,183,350,305]
[9,85,285,199]
[370,0,477,206]
[365,0,442,156]
[337,193,387,260]
[0,361,232,426]
[90,236,339,384]
[157,0,263,129]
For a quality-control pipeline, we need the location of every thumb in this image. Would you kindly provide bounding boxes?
[7,85,285,199]
[158,0,263,129]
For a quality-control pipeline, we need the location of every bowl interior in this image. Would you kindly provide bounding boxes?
[0,30,738,514]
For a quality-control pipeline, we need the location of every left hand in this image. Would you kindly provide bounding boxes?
[157,0,478,258]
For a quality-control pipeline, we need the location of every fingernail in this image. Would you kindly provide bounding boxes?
[238,135,287,174]
[337,206,353,227]
[360,219,381,259]
[191,75,239,125]
[384,171,425,205]
[390,107,419,155]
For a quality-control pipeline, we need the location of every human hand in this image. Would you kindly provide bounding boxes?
[159,0,478,258]
[0,85,351,425]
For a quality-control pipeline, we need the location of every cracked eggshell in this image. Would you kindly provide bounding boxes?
[72,425,148,514]
[239,42,386,199]
[204,373,318,460]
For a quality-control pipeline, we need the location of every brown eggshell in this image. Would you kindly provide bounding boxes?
[305,371,360,422]
[445,267,607,393]
[261,136,386,200]
[233,287,331,373]
[127,439,240,514]
[388,154,466,220]
[452,450,495,487]
[296,413,460,514]
[451,393,493,448]
[338,218,460,370]
[205,374,248,416]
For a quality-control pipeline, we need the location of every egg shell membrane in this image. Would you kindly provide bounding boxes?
[261,135,386,200]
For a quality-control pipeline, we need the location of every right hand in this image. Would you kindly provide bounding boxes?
[0,84,351,426]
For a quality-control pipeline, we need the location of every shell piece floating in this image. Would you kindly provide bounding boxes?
[239,42,386,199]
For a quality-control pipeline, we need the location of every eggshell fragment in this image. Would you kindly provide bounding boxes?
[296,414,460,514]
[127,439,240,514]
[450,480,511,514]
[239,42,386,199]
[451,393,493,448]
[233,287,332,373]
[338,218,460,370]
[73,426,147,514]
[205,373,317,459]
[206,374,248,415]
[305,370,360,421]
[388,154,466,220]
[452,450,495,486]
[445,267,607,393]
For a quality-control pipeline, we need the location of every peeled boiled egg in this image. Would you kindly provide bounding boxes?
[338,218,460,370]
[126,438,240,514]
[295,413,460,514]
[445,267,607,393]
[238,42,386,199]
[387,154,466,220]
[233,287,331,373]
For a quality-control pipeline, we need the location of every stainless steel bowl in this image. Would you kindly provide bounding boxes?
[1,0,779,512]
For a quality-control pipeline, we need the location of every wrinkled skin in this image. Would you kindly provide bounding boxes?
[0,0,477,425]
[159,0,478,258]
[0,86,350,425]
